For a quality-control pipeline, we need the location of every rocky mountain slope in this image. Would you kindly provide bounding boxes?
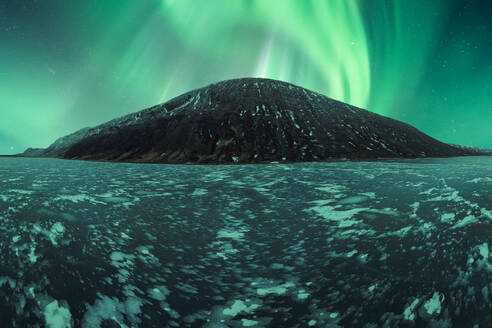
[21,78,488,163]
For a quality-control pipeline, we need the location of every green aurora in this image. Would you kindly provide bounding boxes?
[1,0,491,154]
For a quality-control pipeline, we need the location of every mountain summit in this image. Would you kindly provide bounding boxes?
[22,78,484,163]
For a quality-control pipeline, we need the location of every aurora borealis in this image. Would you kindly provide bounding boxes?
[1,0,491,154]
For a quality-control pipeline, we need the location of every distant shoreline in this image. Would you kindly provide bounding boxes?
[1,153,490,166]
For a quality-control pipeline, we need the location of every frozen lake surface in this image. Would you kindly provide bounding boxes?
[1,157,492,327]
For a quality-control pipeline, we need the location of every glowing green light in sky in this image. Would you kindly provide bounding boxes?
[1,0,491,154]
[161,0,371,109]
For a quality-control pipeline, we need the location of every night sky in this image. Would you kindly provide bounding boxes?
[1,0,491,154]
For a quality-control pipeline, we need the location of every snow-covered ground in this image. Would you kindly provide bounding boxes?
[0,156,491,327]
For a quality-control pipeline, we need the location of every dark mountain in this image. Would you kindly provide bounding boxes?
[21,78,489,163]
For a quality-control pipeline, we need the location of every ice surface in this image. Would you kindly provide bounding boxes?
[44,300,72,328]
[0,156,492,326]
[423,292,444,315]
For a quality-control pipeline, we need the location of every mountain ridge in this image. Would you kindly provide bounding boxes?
[19,78,491,163]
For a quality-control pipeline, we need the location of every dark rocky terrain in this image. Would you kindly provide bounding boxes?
[21,78,489,163]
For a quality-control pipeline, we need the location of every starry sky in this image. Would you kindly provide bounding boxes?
[1,0,491,154]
